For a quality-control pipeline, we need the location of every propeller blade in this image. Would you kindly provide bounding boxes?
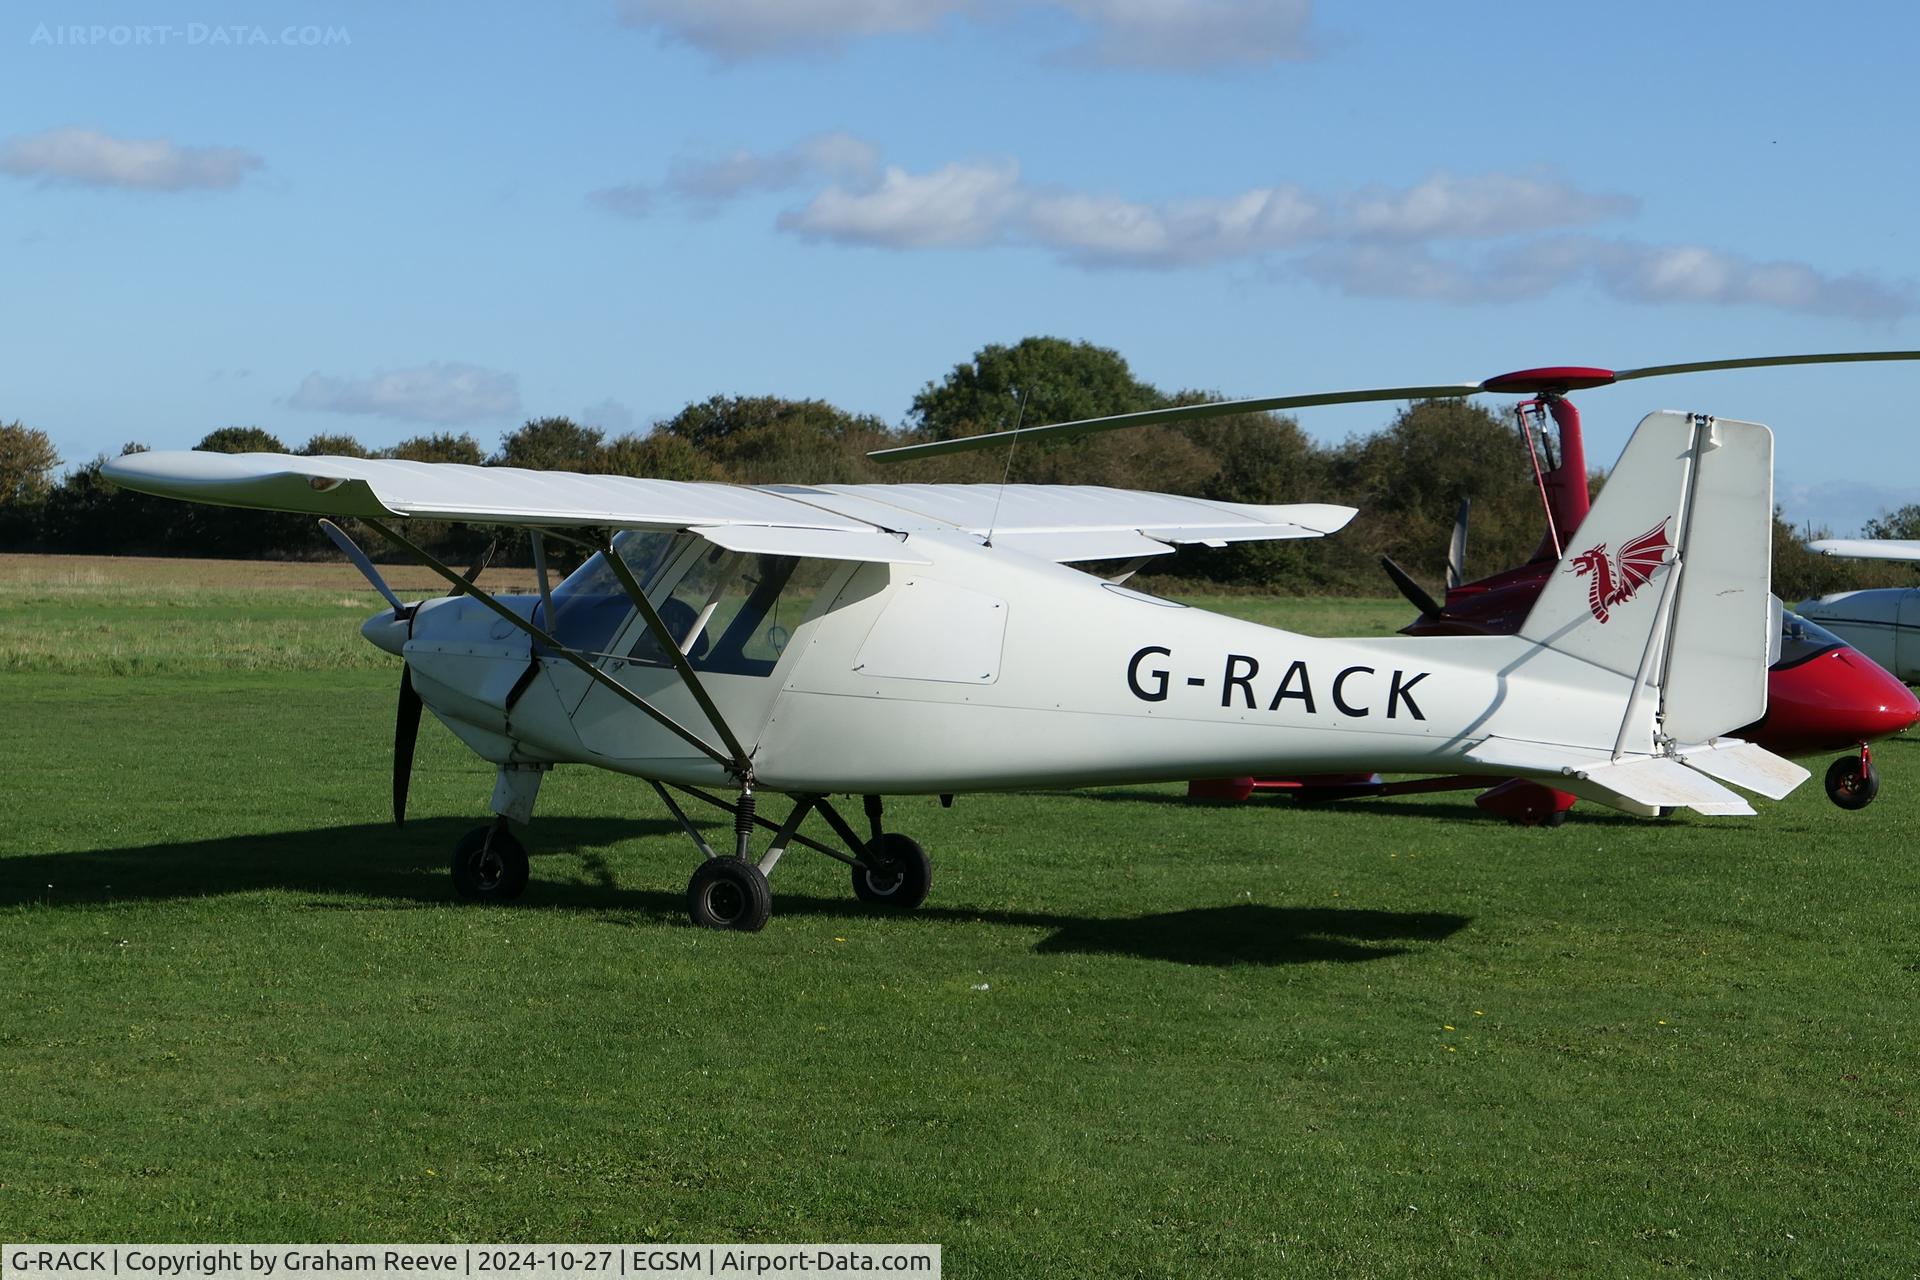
[868,350,1920,462]
[394,664,422,826]
[1380,556,1443,618]
[319,519,408,614]
[1446,497,1471,591]
[449,539,497,597]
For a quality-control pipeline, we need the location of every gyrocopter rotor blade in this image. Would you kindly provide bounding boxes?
[867,350,1920,463]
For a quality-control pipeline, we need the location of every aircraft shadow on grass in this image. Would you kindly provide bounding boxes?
[2,819,1470,967]
[1064,788,1654,827]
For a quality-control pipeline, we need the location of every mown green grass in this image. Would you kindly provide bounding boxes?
[1,558,1915,1276]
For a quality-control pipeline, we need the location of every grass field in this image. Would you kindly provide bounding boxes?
[2,555,1916,1276]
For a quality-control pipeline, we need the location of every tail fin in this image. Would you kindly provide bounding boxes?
[1518,410,1774,743]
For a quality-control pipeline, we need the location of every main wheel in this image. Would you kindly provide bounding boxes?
[852,833,931,910]
[687,857,772,932]
[1825,755,1880,810]
[451,823,530,902]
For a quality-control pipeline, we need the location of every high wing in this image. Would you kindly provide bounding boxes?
[1808,538,1920,563]
[101,451,1355,564]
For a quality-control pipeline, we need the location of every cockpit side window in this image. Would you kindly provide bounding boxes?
[628,549,832,677]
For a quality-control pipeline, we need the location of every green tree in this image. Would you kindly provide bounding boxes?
[496,417,606,471]
[298,433,371,458]
[0,420,61,508]
[1861,503,1920,540]
[657,396,893,485]
[906,337,1167,442]
[38,444,180,553]
[184,427,311,555]
[1320,399,1542,595]
[602,432,725,483]
[197,426,287,455]
[387,432,485,465]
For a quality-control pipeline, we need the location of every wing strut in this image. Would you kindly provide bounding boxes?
[362,519,741,777]
[602,540,754,770]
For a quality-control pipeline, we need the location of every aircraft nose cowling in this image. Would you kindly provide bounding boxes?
[1745,647,1920,755]
[361,609,410,656]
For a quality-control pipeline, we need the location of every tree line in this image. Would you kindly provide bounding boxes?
[0,336,1910,602]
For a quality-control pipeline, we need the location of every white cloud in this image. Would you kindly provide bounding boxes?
[616,0,965,59]
[0,126,262,191]
[1584,241,1912,319]
[781,161,1023,248]
[591,132,881,219]
[588,184,653,218]
[288,363,522,425]
[611,136,1912,318]
[1026,185,1324,266]
[617,0,1314,70]
[1299,236,1915,320]
[1051,0,1313,70]
[666,132,880,204]
[1346,172,1636,241]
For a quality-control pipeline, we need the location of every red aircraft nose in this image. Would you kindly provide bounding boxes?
[1744,646,1920,756]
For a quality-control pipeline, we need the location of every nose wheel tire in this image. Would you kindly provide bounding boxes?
[451,823,530,901]
[852,833,932,910]
[688,857,773,932]
[1825,755,1880,810]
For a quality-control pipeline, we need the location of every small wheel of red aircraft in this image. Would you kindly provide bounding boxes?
[451,821,530,902]
[1824,754,1880,810]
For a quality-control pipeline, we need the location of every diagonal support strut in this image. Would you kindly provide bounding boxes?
[362,518,737,775]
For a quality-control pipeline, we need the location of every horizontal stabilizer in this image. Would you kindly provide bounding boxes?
[1464,736,1779,816]
[1671,739,1810,800]
[1565,757,1755,816]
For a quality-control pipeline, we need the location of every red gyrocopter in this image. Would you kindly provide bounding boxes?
[1192,362,1920,819]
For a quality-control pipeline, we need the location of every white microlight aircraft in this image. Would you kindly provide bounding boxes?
[1800,539,1920,680]
[107,402,1800,931]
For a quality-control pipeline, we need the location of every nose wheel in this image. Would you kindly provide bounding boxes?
[451,819,530,901]
[1825,746,1880,810]
[852,833,932,909]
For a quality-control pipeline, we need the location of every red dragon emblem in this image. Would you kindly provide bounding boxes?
[1568,518,1671,623]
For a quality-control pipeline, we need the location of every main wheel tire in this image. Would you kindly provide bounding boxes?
[687,857,772,932]
[1825,756,1880,810]
[852,833,931,910]
[451,823,530,902]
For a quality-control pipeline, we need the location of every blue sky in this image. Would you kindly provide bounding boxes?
[4,1,1917,532]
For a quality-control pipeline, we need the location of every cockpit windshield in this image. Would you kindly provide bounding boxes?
[1778,610,1846,669]
[539,531,686,657]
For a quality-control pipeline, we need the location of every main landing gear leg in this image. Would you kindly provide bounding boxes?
[1825,743,1880,810]
[660,785,934,931]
